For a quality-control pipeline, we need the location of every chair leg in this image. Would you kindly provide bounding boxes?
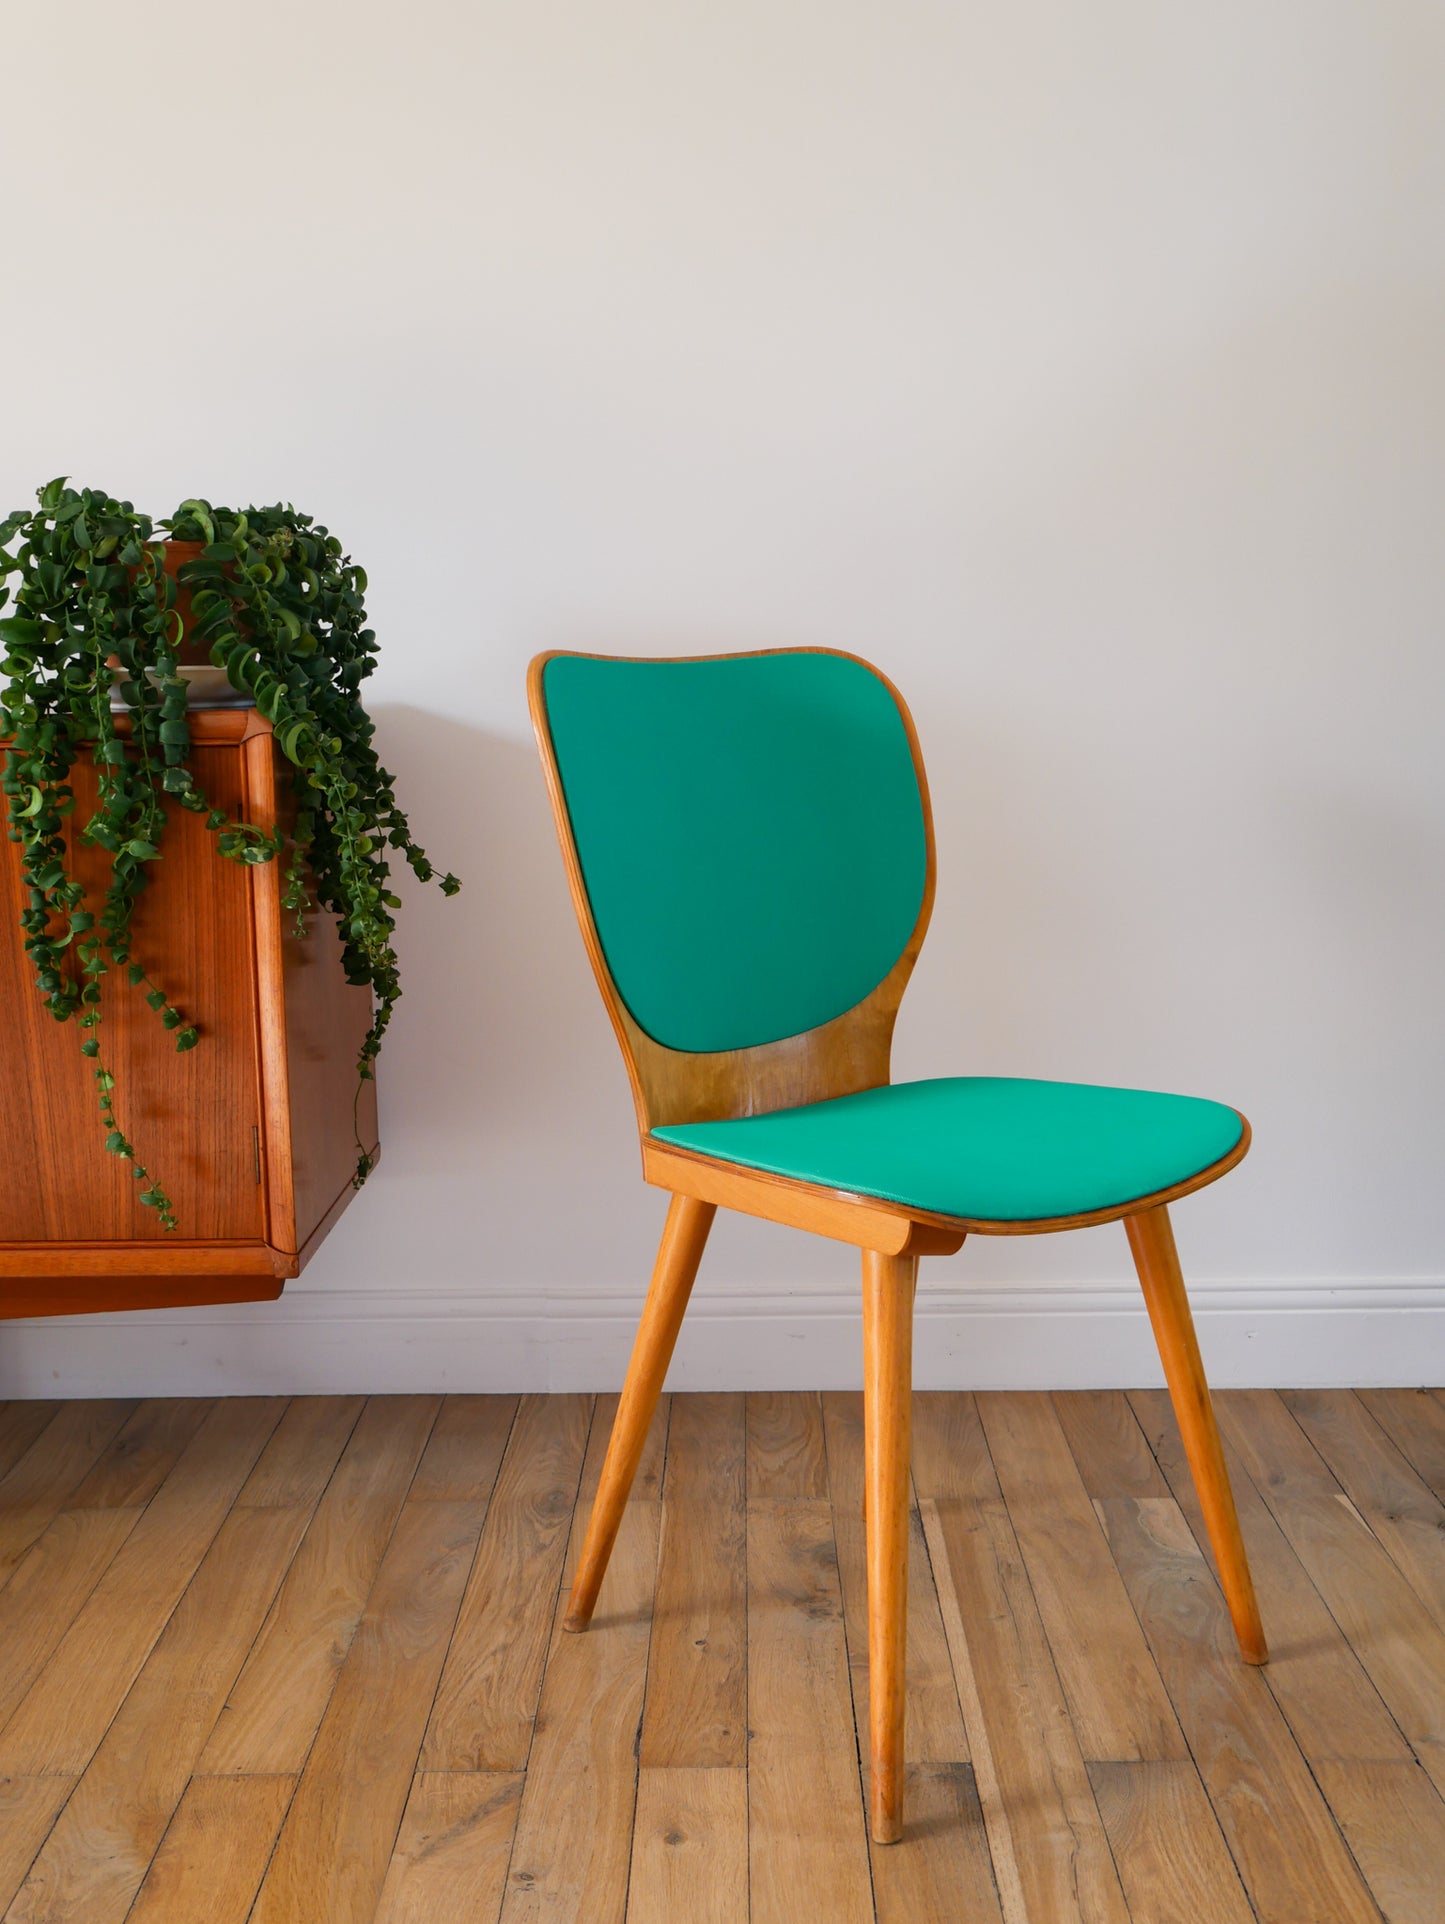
[862,1246,918,1844]
[564,1192,715,1632]
[1125,1203,1268,1665]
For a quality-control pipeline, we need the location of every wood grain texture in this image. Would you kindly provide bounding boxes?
[1087,1760,1254,1924]
[408,1394,518,1503]
[0,1397,285,1776]
[1093,1494,1380,1923]
[923,1495,1130,1924]
[423,1394,592,1773]
[910,1389,995,1500]
[1,709,376,1310]
[6,1502,310,1923]
[0,731,266,1249]
[1308,1759,1445,1924]
[1131,1388,1418,1768]
[373,1773,523,1924]
[64,1397,213,1511]
[747,1499,873,1924]
[976,1391,1185,1763]
[1131,1385,1445,1924]
[867,1763,1003,1924]
[642,1144,942,1255]
[0,1405,60,1484]
[0,1780,73,1916]
[0,1400,137,1584]
[641,1393,746,1768]
[499,1498,660,1924]
[251,1499,484,1924]
[124,1775,294,1924]
[1357,1387,1445,1499]
[234,1392,364,1508]
[747,1390,830,1499]
[1052,1390,1170,1499]
[0,1242,287,1281]
[1216,1388,1445,1796]
[1119,1389,1422,1767]
[627,1768,747,1924]
[199,1392,440,1774]
[3,1387,1443,1922]
[1283,1386,1445,1634]
[0,1509,142,1735]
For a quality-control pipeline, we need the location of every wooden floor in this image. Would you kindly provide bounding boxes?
[1,1388,1444,1921]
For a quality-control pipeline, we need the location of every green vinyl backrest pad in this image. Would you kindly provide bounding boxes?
[541,652,927,1053]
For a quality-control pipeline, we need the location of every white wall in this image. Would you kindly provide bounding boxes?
[3,1,1443,1393]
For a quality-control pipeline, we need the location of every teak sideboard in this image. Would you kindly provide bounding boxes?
[1,708,377,1318]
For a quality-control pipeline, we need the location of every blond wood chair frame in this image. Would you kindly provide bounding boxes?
[528,647,1265,1845]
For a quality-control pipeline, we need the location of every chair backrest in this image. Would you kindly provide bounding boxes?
[529,648,935,1130]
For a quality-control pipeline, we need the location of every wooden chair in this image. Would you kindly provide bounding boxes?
[528,646,1266,1845]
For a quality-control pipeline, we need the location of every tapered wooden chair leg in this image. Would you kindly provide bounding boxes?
[862,1247,918,1844]
[1125,1203,1268,1666]
[564,1192,716,1632]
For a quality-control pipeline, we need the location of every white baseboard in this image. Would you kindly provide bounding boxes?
[1,1278,1442,1398]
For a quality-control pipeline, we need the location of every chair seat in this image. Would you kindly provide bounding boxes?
[650,1075,1244,1224]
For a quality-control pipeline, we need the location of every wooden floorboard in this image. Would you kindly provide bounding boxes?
[746,1495,873,1924]
[640,1392,746,1769]
[250,1498,485,1924]
[627,1766,747,1924]
[0,1398,285,1779]
[0,1405,62,1486]
[1217,1388,1445,1799]
[373,1772,523,1924]
[125,1774,294,1924]
[1131,1385,1445,1924]
[0,1387,1443,1920]
[199,1393,439,1775]
[0,1401,138,1589]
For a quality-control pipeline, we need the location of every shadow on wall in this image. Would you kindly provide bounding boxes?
[355,697,850,1289]
[362,704,635,1173]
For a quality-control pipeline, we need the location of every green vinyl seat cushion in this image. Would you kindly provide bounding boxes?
[651,1076,1244,1224]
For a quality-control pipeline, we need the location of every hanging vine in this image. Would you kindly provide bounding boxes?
[0,479,459,1227]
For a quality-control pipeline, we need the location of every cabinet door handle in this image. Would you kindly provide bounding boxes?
[252,1125,262,1186]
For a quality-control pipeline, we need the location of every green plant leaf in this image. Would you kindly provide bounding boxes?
[3,481,458,1231]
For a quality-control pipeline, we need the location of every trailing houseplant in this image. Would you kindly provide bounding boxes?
[0,478,458,1228]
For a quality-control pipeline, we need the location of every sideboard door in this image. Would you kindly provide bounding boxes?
[0,734,267,1245]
